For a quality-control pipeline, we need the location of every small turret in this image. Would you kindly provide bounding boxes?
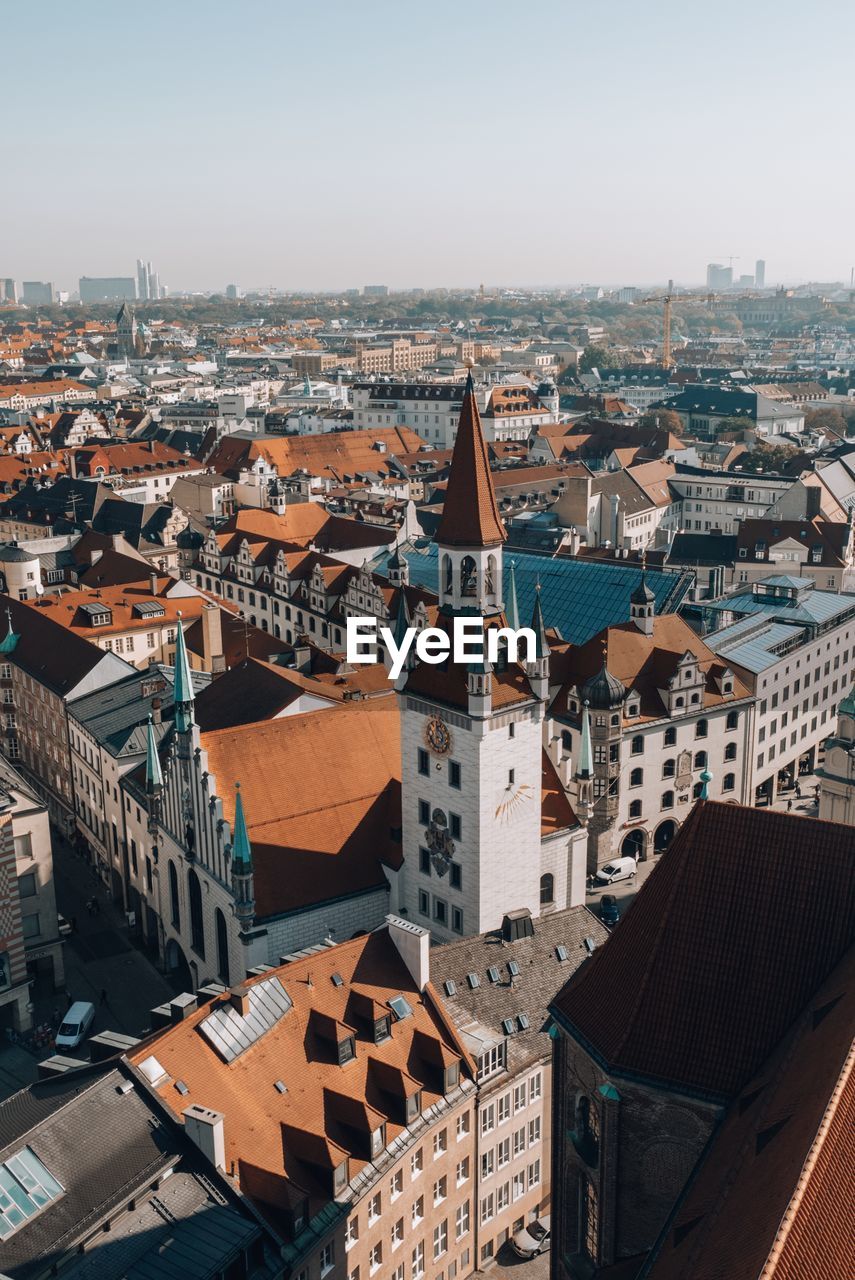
[526,584,550,702]
[505,560,520,631]
[467,653,493,719]
[230,783,255,930]
[144,713,163,841]
[630,569,655,636]
[387,543,409,587]
[172,611,196,735]
[575,700,593,825]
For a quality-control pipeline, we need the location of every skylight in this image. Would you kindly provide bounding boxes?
[501,1018,515,1036]
[555,945,569,962]
[443,980,457,997]
[507,960,520,979]
[0,1147,64,1240]
[388,994,413,1021]
[487,966,500,984]
[199,976,293,1063]
[466,973,480,989]
[517,1014,530,1031]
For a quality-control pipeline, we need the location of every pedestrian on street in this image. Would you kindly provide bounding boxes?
[99,988,108,1006]
[787,798,793,811]
[796,783,801,799]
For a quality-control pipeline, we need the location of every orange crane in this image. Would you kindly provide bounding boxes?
[640,292,675,368]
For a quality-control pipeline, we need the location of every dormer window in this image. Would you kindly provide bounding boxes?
[337,1034,356,1065]
[374,1016,391,1044]
[370,1123,387,1157]
[406,1090,423,1123]
[333,1160,348,1194]
[444,1062,460,1093]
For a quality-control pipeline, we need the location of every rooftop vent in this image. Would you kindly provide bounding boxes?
[466,973,480,990]
[443,980,457,997]
[507,960,520,979]
[517,1014,530,1031]
[274,1080,288,1094]
[501,908,534,942]
[583,937,596,956]
[331,973,344,988]
[556,945,570,962]
[487,966,501,985]
[501,1018,515,1036]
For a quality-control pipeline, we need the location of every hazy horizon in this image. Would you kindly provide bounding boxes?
[4,0,853,295]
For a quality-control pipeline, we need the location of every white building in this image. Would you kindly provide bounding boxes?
[352,380,557,448]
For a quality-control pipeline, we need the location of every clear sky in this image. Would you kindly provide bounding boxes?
[3,0,853,293]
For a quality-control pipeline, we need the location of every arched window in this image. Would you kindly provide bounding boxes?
[724,742,737,761]
[694,750,707,769]
[629,798,642,819]
[661,791,674,810]
[664,726,677,746]
[693,781,703,799]
[610,714,620,727]
[215,908,229,985]
[460,555,477,597]
[675,696,684,708]
[540,873,554,905]
[696,718,708,738]
[662,758,676,778]
[723,772,735,792]
[485,554,496,597]
[630,768,643,787]
[726,710,739,730]
[443,554,453,595]
[168,861,180,929]
[630,735,644,755]
[188,868,205,959]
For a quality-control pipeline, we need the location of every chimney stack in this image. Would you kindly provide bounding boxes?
[149,571,158,595]
[151,696,162,725]
[385,915,430,991]
[182,1104,226,1171]
[230,985,251,1017]
[202,602,226,675]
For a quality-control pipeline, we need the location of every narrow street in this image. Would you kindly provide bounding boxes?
[0,829,180,1102]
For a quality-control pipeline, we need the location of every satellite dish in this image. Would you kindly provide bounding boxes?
[35,583,44,596]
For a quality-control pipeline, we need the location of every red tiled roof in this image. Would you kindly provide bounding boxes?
[552,801,855,1097]
[435,374,506,549]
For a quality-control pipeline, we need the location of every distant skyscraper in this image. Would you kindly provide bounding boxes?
[79,276,137,303]
[137,258,149,300]
[755,258,766,289]
[363,284,389,297]
[226,284,241,300]
[706,263,732,290]
[149,271,160,301]
[0,279,17,303]
[22,281,54,305]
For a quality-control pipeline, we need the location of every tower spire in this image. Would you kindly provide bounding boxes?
[526,582,550,700]
[435,371,505,550]
[172,611,195,733]
[506,560,520,630]
[144,714,163,793]
[231,782,255,928]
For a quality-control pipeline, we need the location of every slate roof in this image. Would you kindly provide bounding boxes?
[68,663,210,757]
[551,801,855,1099]
[431,906,608,1078]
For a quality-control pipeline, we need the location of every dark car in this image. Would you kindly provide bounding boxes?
[599,894,620,926]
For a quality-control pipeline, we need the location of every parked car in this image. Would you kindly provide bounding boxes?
[595,856,637,886]
[599,894,620,926]
[511,1216,551,1258]
[55,1001,95,1052]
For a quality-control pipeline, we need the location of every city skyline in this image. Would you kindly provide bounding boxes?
[3,0,853,293]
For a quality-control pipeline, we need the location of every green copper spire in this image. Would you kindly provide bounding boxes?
[231,782,253,873]
[577,700,593,779]
[0,607,19,655]
[530,582,549,660]
[699,767,713,800]
[172,611,195,733]
[144,715,163,793]
[506,560,520,631]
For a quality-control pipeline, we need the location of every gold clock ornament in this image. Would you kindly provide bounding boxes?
[425,716,452,755]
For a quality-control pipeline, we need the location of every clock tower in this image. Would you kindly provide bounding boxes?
[397,373,548,941]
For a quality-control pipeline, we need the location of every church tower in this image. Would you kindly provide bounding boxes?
[116,301,138,358]
[397,372,546,940]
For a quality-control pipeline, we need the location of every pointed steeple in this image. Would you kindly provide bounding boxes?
[506,560,520,630]
[577,701,593,779]
[392,587,411,651]
[144,715,163,793]
[435,372,506,549]
[172,611,195,733]
[231,782,252,874]
[530,581,550,660]
[0,607,19,655]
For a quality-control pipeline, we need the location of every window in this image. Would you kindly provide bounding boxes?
[188,868,204,958]
[22,913,40,939]
[455,1199,470,1240]
[723,772,735,792]
[726,709,739,730]
[529,1072,542,1102]
[17,872,36,899]
[452,906,464,933]
[481,1149,494,1180]
[411,1195,424,1226]
[456,1112,470,1140]
[450,862,462,890]
[418,748,429,776]
[320,1243,335,1277]
[497,1138,510,1169]
[411,1148,423,1178]
[369,1243,382,1275]
[694,751,707,769]
[481,1193,495,1224]
[433,1219,448,1261]
[662,758,676,778]
[368,1192,381,1223]
[450,813,461,839]
[411,1240,425,1280]
[664,726,677,746]
[392,1216,404,1248]
[629,799,642,819]
[514,1083,527,1112]
[418,890,430,917]
[661,791,674,809]
[418,799,429,824]
[512,1171,526,1201]
[345,1218,359,1251]
[539,873,554,905]
[513,1126,526,1157]
[629,767,643,787]
[528,1116,541,1145]
[724,742,737,761]
[528,1158,541,1188]
[630,735,644,755]
[390,1169,403,1200]
[456,1156,470,1185]
[481,1104,496,1137]
[696,719,708,738]
[433,1129,447,1159]
[449,761,461,789]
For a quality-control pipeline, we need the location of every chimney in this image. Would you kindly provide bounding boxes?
[169,992,197,1023]
[202,602,226,674]
[149,570,158,595]
[150,438,156,454]
[292,638,311,673]
[68,452,77,480]
[230,984,251,1017]
[385,915,430,991]
[805,486,821,518]
[112,534,123,551]
[90,548,103,567]
[182,1104,226,1171]
[151,696,162,724]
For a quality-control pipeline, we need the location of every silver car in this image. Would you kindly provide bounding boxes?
[510,1216,551,1258]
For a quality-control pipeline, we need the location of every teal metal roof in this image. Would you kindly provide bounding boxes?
[701,585,855,629]
[707,617,808,674]
[397,542,693,645]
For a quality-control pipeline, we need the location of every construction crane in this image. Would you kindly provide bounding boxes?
[640,292,675,368]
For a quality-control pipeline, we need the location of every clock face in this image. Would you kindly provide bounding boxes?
[425,716,451,756]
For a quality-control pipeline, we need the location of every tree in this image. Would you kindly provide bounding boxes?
[737,443,799,474]
[638,408,684,436]
[579,343,618,373]
[803,407,847,436]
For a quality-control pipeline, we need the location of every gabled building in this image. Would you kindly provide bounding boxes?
[127,918,478,1280]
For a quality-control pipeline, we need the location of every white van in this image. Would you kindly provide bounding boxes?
[55,1001,95,1052]
[595,857,637,886]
